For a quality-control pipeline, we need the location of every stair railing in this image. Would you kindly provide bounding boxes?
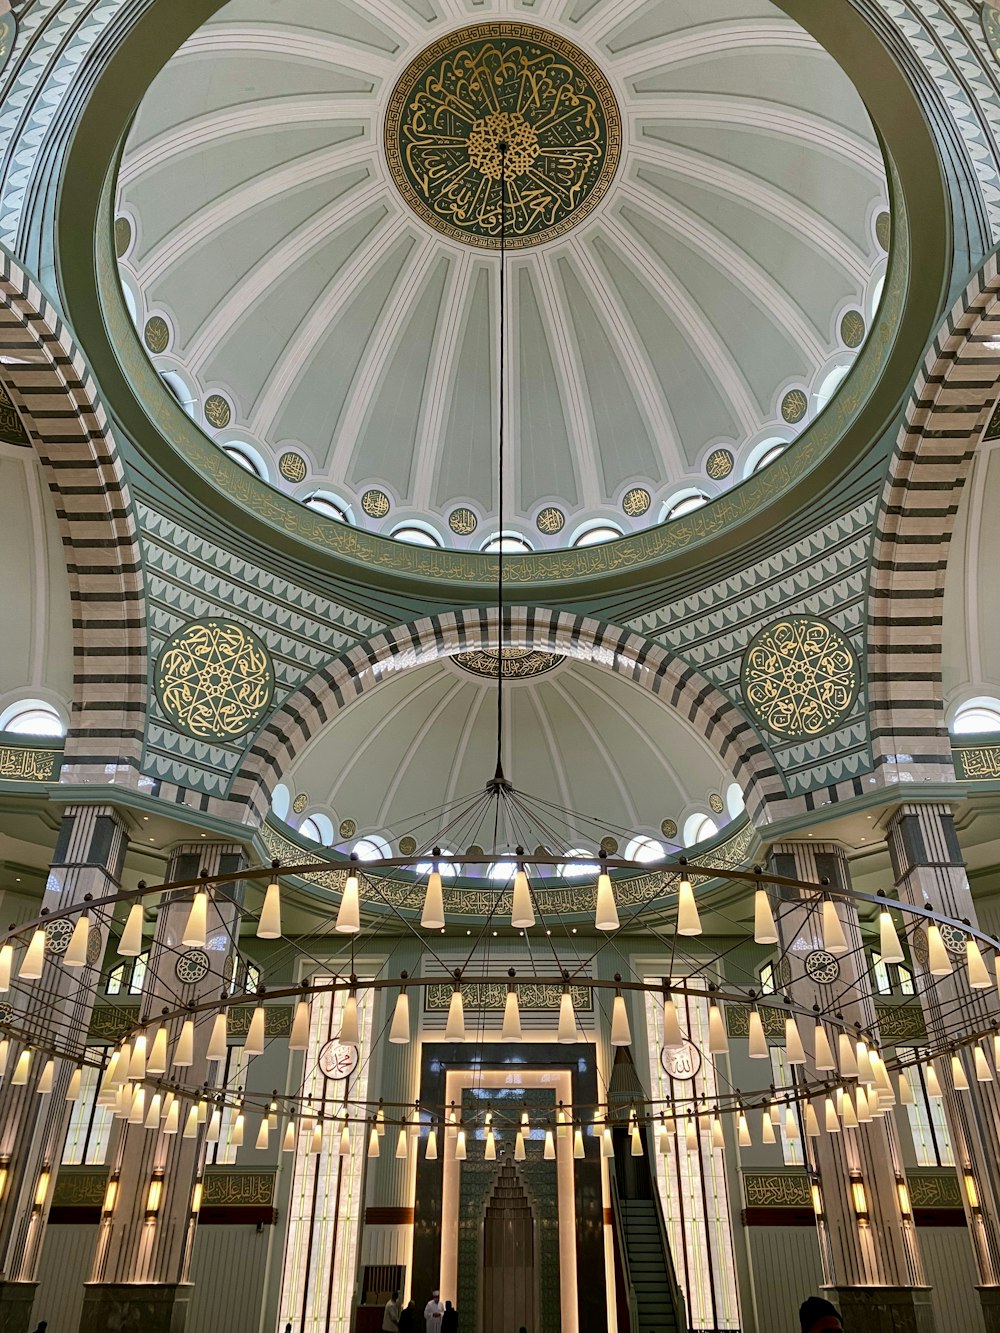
[608,1170,641,1333]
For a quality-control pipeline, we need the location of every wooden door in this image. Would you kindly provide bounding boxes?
[481,1156,535,1333]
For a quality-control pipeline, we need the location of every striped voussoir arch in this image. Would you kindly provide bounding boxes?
[869,248,1000,781]
[228,606,785,825]
[0,250,147,779]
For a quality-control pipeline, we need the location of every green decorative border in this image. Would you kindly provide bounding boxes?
[743,1172,811,1208]
[52,1167,276,1208]
[424,981,592,1012]
[952,738,1000,783]
[0,736,62,785]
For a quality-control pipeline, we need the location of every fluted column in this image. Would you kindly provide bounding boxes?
[80,842,246,1333]
[772,842,933,1332]
[885,804,1000,1331]
[0,804,127,1333]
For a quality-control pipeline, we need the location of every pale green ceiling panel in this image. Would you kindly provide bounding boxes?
[603,0,778,52]
[270,231,416,455]
[593,235,746,446]
[349,256,451,496]
[437,265,497,516]
[556,257,662,493]
[202,204,394,423]
[225,0,402,51]
[516,269,579,513]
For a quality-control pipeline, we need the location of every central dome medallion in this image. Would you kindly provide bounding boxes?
[384,23,621,249]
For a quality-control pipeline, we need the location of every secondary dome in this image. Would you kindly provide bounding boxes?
[115,0,889,551]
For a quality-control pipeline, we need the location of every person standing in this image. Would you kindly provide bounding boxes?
[399,1299,418,1332]
[799,1296,843,1331]
[442,1299,457,1333]
[424,1289,445,1333]
[382,1289,401,1332]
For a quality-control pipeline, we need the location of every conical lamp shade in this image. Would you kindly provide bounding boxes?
[164,1100,180,1135]
[600,1128,613,1159]
[501,990,522,1042]
[445,989,465,1042]
[610,995,631,1046]
[257,881,282,939]
[184,1105,200,1138]
[629,1124,642,1156]
[207,1013,228,1063]
[663,998,684,1050]
[336,874,360,934]
[952,1054,970,1092]
[838,1034,858,1079]
[754,889,778,945]
[879,910,905,964]
[898,1072,915,1105]
[421,871,445,931]
[66,1067,82,1103]
[37,1059,54,1095]
[64,914,91,968]
[975,1047,993,1082]
[454,1129,466,1161]
[339,1124,351,1156]
[310,1123,323,1154]
[207,1108,222,1142]
[840,1092,859,1130]
[595,871,619,932]
[748,1011,768,1059]
[128,1086,145,1123]
[676,878,701,936]
[174,1020,194,1068]
[118,903,144,957]
[389,991,410,1044]
[785,1017,806,1065]
[557,991,576,1044]
[711,1117,725,1149]
[804,1103,821,1137]
[927,925,952,976]
[855,1086,872,1123]
[425,1127,438,1160]
[784,1106,800,1141]
[824,1097,840,1133]
[708,1003,728,1055]
[128,1034,147,1082]
[511,869,534,930]
[148,1027,168,1076]
[232,1112,245,1147]
[814,1023,836,1071]
[109,1046,127,1088]
[857,1042,875,1087]
[182,891,208,948]
[484,1128,496,1161]
[244,1005,266,1056]
[822,899,848,955]
[290,999,310,1051]
[19,930,45,980]
[339,996,360,1045]
[391,1126,406,1160]
[253,1118,269,1150]
[0,943,11,991]
[967,938,992,989]
[925,1064,943,1099]
[738,1113,751,1147]
[282,1120,296,1153]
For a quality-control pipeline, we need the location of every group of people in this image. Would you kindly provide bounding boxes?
[382,1289,458,1333]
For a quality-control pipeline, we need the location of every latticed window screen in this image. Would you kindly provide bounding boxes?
[361,1265,405,1307]
[645,982,740,1332]
[62,1047,114,1165]
[901,1051,954,1167]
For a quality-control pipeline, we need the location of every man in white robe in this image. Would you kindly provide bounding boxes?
[423,1290,445,1333]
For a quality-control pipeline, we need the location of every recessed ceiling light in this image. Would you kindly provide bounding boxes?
[143,816,149,822]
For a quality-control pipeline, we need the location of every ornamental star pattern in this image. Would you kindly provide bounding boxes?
[742,618,859,739]
[156,619,274,741]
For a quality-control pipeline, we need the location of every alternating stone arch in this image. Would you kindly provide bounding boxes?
[229,606,784,825]
[869,248,1000,782]
[0,250,147,779]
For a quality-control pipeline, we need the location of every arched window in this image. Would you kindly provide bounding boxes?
[352,835,390,863]
[416,851,457,879]
[759,961,781,996]
[624,835,665,864]
[299,814,333,846]
[572,523,623,548]
[487,860,517,881]
[391,523,442,547]
[725,783,745,818]
[223,443,267,481]
[0,700,65,737]
[161,371,197,420]
[106,952,148,996]
[298,817,323,844]
[559,849,599,878]
[952,698,1000,734]
[815,365,849,413]
[662,491,709,523]
[683,812,719,846]
[305,493,351,523]
[270,784,290,821]
[481,532,533,554]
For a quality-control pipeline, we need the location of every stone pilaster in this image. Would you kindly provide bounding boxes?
[81,842,245,1333]
[0,804,128,1333]
[772,842,933,1333]
[886,804,1000,1328]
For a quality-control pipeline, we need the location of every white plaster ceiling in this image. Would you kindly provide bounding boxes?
[276,655,737,854]
[116,0,889,550]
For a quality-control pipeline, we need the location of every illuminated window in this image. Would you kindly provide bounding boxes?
[299,814,333,847]
[481,532,533,554]
[0,700,65,737]
[572,523,623,547]
[758,961,780,996]
[227,957,261,998]
[161,370,197,419]
[624,835,664,864]
[725,783,745,818]
[352,835,390,862]
[305,493,351,523]
[744,439,789,477]
[683,813,718,846]
[645,982,741,1330]
[770,1048,803,1166]
[902,1053,954,1167]
[391,524,441,547]
[206,1044,250,1166]
[106,953,148,997]
[416,851,456,879]
[270,784,290,822]
[487,860,517,882]
[952,698,1000,734]
[662,491,709,523]
[223,443,267,481]
[61,1048,114,1166]
[559,850,598,878]
[815,365,849,412]
[871,952,915,997]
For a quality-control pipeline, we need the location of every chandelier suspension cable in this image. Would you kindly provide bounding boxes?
[494,142,509,790]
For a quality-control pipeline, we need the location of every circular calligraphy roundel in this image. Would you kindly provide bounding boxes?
[741,617,860,740]
[319,1040,360,1081]
[660,1039,702,1083]
[155,618,274,741]
[385,23,621,250]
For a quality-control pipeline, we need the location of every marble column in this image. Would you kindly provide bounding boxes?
[0,804,127,1333]
[771,842,934,1333]
[885,803,1000,1331]
[79,842,246,1333]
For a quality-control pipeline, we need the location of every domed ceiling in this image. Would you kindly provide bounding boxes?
[115,0,889,551]
[273,654,736,854]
